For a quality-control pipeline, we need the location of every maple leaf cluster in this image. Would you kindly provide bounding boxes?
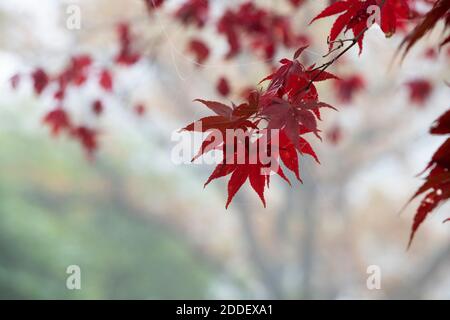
[178,0,448,214]
[310,0,426,53]
[216,1,309,60]
[399,0,450,57]
[8,0,450,244]
[304,0,450,246]
[146,0,309,62]
[147,0,310,97]
[398,0,450,246]
[182,47,338,208]
[11,23,146,157]
[405,109,450,246]
[146,0,209,27]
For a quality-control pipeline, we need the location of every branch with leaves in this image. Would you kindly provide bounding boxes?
[8,0,450,246]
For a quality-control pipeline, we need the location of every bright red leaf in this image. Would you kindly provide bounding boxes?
[99,69,113,92]
[43,108,72,136]
[405,108,450,247]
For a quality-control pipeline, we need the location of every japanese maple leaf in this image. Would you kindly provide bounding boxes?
[182,98,259,161]
[204,161,268,208]
[174,0,209,28]
[405,78,433,106]
[204,138,284,208]
[54,54,93,100]
[32,68,49,95]
[217,77,231,97]
[399,0,450,59]
[187,39,210,65]
[217,10,241,59]
[99,69,113,92]
[92,100,104,116]
[333,74,365,103]
[182,98,259,133]
[270,128,320,182]
[43,108,72,136]
[182,94,287,208]
[405,108,450,247]
[69,55,92,86]
[259,47,337,143]
[310,0,412,53]
[260,47,338,103]
[182,46,334,208]
[262,96,334,144]
[71,126,99,158]
[430,108,450,135]
[202,126,319,208]
[115,23,140,66]
[217,2,306,60]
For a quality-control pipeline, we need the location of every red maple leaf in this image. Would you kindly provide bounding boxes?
[53,54,93,100]
[174,0,209,28]
[310,0,413,53]
[259,47,338,143]
[187,39,210,65]
[43,108,72,136]
[32,68,49,95]
[405,78,433,106]
[216,77,231,97]
[92,99,104,116]
[204,137,289,208]
[115,23,140,66]
[333,74,365,103]
[217,2,307,60]
[405,108,450,247]
[399,0,450,59]
[208,150,270,208]
[71,126,99,158]
[182,48,335,208]
[69,55,92,86]
[99,69,113,92]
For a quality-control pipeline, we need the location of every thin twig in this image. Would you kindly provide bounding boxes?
[304,27,368,92]
[303,0,388,91]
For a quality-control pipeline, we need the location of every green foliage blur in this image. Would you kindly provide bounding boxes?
[0,124,212,299]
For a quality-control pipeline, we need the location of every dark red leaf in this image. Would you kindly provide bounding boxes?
[32,68,49,95]
[217,77,231,97]
[99,69,113,92]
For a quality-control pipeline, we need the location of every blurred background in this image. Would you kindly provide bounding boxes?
[0,0,449,299]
